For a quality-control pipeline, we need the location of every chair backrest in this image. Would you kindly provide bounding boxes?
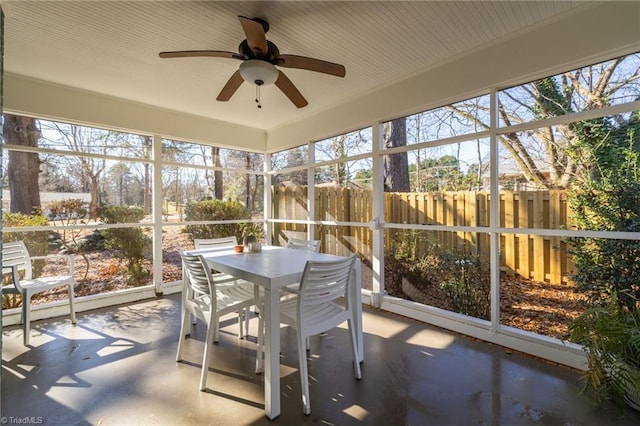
[298,254,356,313]
[286,237,321,253]
[179,250,213,297]
[2,241,33,281]
[194,236,238,251]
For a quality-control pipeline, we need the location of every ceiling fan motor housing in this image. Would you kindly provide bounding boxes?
[238,40,280,61]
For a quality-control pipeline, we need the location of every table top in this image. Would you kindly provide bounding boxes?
[197,245,347,288]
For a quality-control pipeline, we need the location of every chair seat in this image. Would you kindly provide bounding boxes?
[5,276,74,294]
[216,281,257,312]
[280,297,348,330]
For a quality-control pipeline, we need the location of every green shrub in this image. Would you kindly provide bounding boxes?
[2,212,49,251]
[2,212,49,273]
[102,206,151,286]
[568,127,640,312]
[184,199,261,241]
[439,251,490,319]
[2,212,50,308]
[384,229,490,319]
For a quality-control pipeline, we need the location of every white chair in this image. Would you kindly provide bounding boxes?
[1,240,76,346]
[193,236,252,339]
[264,254,361,415]
[282,237,322,349]
[177,250,262,390]
[285,237,321,252]
[194,236,238,251]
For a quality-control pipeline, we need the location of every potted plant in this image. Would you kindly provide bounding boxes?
[570,292,640,412]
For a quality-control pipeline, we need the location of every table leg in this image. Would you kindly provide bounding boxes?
[263,287,281,420]
[352,259,364,363]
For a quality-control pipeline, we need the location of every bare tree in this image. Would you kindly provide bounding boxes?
[3,114,42,214]
[450,53,640,189]
[314,130,371,187]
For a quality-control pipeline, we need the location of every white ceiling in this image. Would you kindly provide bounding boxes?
[3,1,591,131]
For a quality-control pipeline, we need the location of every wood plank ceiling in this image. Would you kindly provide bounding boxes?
[3,1,589,130]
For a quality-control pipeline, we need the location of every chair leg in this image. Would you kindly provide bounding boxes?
[347,319,362,380]
[68,283,77,324]
[297,331,311,415]
[200,317,217,391]
[176,308,191,362]
[255,312,264,374]
[213,315,220,343]
[244,308,250,338]
[237,309,245,339]
[22,294,31,346]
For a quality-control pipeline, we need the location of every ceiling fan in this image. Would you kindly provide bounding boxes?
[159,16,346,108]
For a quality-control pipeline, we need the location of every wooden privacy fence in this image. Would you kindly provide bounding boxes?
[272,185,576,285]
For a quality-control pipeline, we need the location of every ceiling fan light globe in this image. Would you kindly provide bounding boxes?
[239,60,278,85]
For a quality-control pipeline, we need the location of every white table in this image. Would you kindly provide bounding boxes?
[199,245,363,420]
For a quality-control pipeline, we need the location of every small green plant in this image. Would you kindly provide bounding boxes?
[102,205,151,286]
[570,293,640,410]
[439,252,490,320]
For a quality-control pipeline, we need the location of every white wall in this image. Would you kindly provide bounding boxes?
[3,73,266,151]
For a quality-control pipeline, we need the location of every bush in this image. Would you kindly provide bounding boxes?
[439,251,490,319]
[2,212,49,274]
[384,229,490,319]
[102,206,151,286]
[2,211,49,250]
[184,199,261,242]
[568,128,640,312]
[2,212,51,309]
[570,293,640,408]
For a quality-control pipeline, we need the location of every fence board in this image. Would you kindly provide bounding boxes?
[273,185,576,285]
[503,192,516,277]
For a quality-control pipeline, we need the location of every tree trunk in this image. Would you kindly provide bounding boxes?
[3,114,42,214]
[383,118,410,191]
[212,147,223,200]
[89,174,100,218]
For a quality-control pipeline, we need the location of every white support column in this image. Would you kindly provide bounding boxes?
[264,152,272,245]
[307,141,315,241]
[489,88,500,333]
[371,121,384,307]
[152,134,164,294]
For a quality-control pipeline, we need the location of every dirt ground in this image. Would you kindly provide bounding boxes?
[11,227,586,341]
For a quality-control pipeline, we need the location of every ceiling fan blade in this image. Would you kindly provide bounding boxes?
[277,54,346,77]
[159,50,243,60]
[238,16,268,55]
[216,70,244,101]
[275,70,308,108]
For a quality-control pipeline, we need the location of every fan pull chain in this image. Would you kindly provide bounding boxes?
[255,80,264,108]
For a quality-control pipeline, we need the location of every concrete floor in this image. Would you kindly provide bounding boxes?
[2,294,640,425]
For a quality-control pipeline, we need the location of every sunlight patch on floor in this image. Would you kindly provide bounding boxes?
[343,403,369,421]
